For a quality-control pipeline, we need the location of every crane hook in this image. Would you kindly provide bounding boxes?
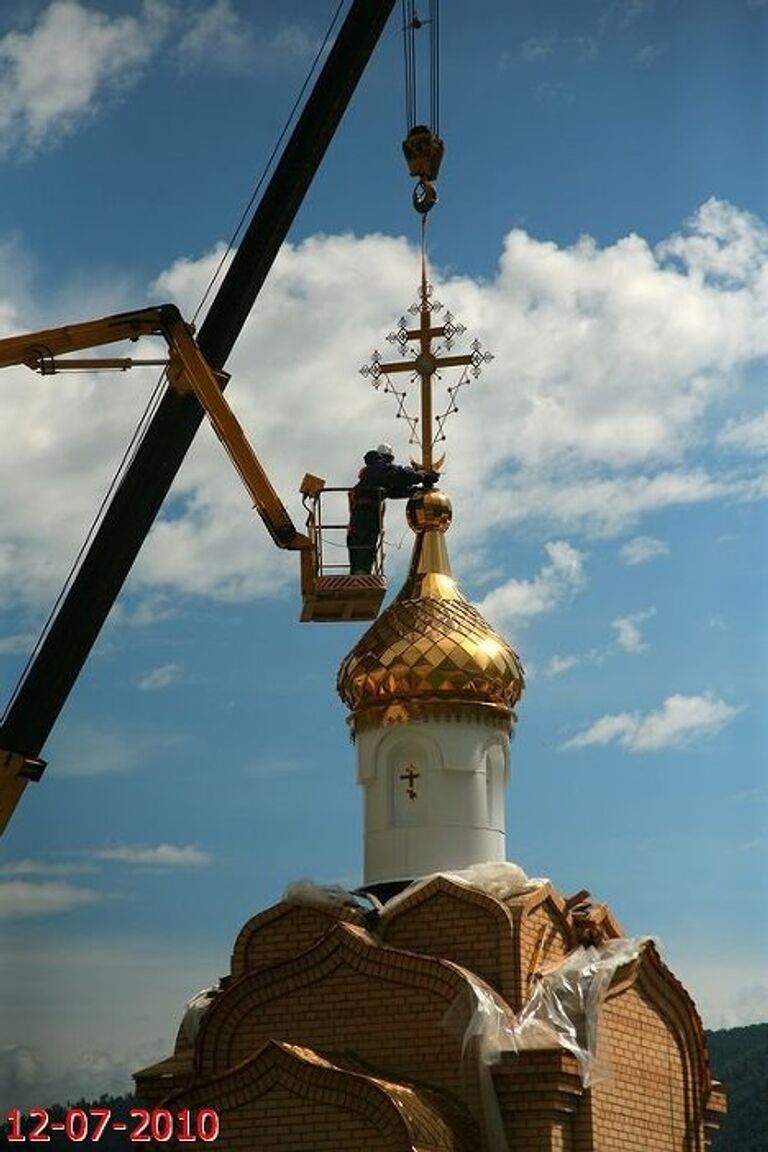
[413,179,438,214]
[402,124,443,215]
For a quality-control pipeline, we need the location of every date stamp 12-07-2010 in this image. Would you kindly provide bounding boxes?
[4,1107,220,1144]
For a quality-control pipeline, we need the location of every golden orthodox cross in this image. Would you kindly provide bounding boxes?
[400,764,420,801]
[361,258,492,471]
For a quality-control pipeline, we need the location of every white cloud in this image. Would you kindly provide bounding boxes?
[611,607,656,653]
[0,631,36,654]
[0,1045,42,1092]
[0,1035,169,1115]
[633,42,667,67]
[718,409,768,455]
[658,197,768,286]
[563,692,743,752]
[91,843,211,867]
[474,541,586,630]
[2,202,768,610]
[518,33,598,65]
[177,1,317,74]
[618,535,669,565]
[0,1,308,155]
[0,880,102,918]
[671,951,768,1030]
[0,931,222,1114]
[545,654,580,677]
[520,35,557,61]
[599,0,655,29]
[0,859,96,877]
[477,470,735,541]
[138,662,182,691]
[0,0,166,157]
[544,647,606,677]
[53,722,147,777]
[177,0,250,72]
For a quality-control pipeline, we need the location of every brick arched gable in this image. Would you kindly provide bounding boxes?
[379,875,517,998]
[590,942,717,1150]
[230,898,365,979]
[196,922,490,1110]
[162,1040,475,1151]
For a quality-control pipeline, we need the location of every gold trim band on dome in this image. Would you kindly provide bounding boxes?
[348,698,516,738]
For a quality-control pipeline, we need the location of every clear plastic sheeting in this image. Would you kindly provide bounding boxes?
[384,860,548,912]
[283,878,364,910]
[181,987,218,1043]
[513,937,650,1085]
[442,980,519,1152]
[442,937,650,1152]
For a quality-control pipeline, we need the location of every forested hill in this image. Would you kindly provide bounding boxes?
[707,1022,768,1151]
[0,1023,766,1150]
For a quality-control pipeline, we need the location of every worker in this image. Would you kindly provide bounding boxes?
[347,443,438,574]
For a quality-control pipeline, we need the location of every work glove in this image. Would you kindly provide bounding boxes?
[423,471,440,488]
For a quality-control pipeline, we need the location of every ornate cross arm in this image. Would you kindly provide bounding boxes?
[361,273,493,471]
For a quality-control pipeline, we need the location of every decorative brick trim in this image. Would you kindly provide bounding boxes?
[497,1048,583,1114]
[379,875,518,1000]
[231,899,365,979]
[161,1039,476,1149]
[630,943,721,1147]
[506,886,572,1010]
[197,922,488,1078]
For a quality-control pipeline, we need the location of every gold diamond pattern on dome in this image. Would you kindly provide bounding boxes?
[338,594,523,714]
[337,509,524,728]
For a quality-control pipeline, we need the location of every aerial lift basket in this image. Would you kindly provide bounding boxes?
[300,476,386,623]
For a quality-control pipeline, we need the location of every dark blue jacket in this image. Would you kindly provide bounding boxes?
[352,452,431,505]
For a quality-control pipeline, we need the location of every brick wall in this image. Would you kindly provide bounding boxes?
[204,964,475,1109]
[199,926,487,1129]
[587,984,692,1149]
[495,1049,582,1152]
[515,897,571,1008]
[380,881,514,994]
[217,1085,398,1151]
[231,902,363,978]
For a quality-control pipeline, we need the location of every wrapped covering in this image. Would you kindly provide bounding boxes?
[181,987,217,1043]
[383,860,547,912]
[443,937,650,1152]
[512,937,650,1083]
[283,878,364,910]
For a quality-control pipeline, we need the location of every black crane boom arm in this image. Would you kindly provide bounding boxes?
[0,0,396,831]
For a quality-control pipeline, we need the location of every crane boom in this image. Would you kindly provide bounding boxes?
[0,0,396,833]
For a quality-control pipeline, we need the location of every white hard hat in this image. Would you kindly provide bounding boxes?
[376,442,394,458]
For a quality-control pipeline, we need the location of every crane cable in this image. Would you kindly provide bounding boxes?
[401,1,443,217]
[401,0,441,314]
[401,0,439,136]
[1,0,349,722]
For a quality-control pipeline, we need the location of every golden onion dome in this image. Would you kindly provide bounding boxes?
[337,489,524,734]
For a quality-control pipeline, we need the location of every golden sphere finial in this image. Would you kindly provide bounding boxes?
[406,488,452,534]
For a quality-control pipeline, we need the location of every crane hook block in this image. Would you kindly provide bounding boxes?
[402,125,444,181]
[413,180,438,215]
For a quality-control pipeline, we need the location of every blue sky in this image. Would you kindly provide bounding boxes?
[0,0,767,1111]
